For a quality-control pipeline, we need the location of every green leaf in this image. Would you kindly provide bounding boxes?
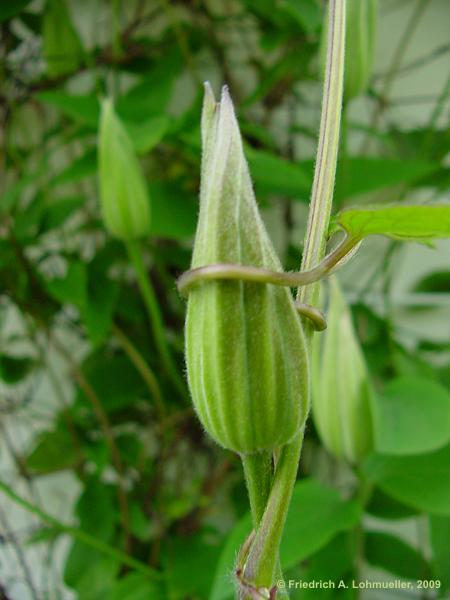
[125,116,169,154]
[429,515,450,594]
[116,48,182,122]
[296,533,354,600]
[366,489,418,520]
[333,204,450,242]
[45,261,87,308]
[167,532,223,600]
[333,157,438,201]
[210,479,361,600]
[37,91,99,127]
[364,444,450,515]
[365,531,430,580]
[371,377,450,455]
[0,354,34,383]
[149,182,197,239]
[0,0,32,22]
[248,149,310,198]
[81,261,119,346]
[51,150,97,187]
[75,353,145,413]
[26,429,77,474]
[41,196,84,232]
[279,0,322,34]
[108,574,163,600]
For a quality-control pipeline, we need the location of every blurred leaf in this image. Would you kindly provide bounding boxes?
[108,574,163,600]
[75,353,144,413]
[46,261,87,308]
[67,554,119,600]
[149,182,197,239]
[333,157,438,201]
[81,261,119,345]
[42,0,84,77]
[364,444,450,515]
[116,48,183,122]
[365,531,430,580]
[41,196,84,231]
[51,150,97,187]
[167,532,223,600]
[248,149,310,198]
[279,0,322,34]
[371,377,450,455]
[429,515,450,594]
[297,533,354,600]
[126,116,170,154]
[0,0,32,22]
[26,429,78,474]
[412,270,450,293]
[37,91,99,127]
[332,204,450,242]
[76,478,116,540]
[210,479,361,600]
[0,354,34,383]
[366,489,418,520]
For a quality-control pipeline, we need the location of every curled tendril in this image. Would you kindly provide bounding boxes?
[177,232,360,331]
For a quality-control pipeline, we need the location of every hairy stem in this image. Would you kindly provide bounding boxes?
[239,1,346,594]
[241,452,273,527]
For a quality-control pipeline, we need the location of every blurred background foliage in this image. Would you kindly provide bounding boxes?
[0,0,449,599]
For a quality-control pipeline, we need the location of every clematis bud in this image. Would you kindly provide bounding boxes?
[98,99,151,241]
[344,0,377,100]
[185,85,309,455]
[312,277,374,464]
[320,0,377,101]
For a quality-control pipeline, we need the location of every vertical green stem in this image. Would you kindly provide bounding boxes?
[241,0,347,593]
[126,240,185,396]
[241,452,273,526]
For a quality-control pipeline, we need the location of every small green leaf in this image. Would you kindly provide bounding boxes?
[333,204,450,242]
[51,150,97,187]
[365,531,430,580]
[26,429,77,473]
[364,444,450,515]
[37,91,99,127]
[371,377,450,455]
[125,116,169,154]
[46,261,87,308]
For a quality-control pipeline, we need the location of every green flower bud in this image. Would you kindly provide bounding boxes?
[98,99,151,241]
[312,277,373,464]
[345,0,377,100]
[43,0,84,77]
[185,85,309,455]
[320,0,377,101]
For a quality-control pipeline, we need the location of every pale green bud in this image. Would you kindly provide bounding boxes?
[320,0,377,101]
[98,99,151,241]
[43,0,84,77]
[345,0,377,100]
[312,277,373,464]
[185,85,309,455]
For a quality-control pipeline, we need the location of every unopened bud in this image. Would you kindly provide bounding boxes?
[185,85,309,455]
[312,277,373,463]
[98,99,151,241]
